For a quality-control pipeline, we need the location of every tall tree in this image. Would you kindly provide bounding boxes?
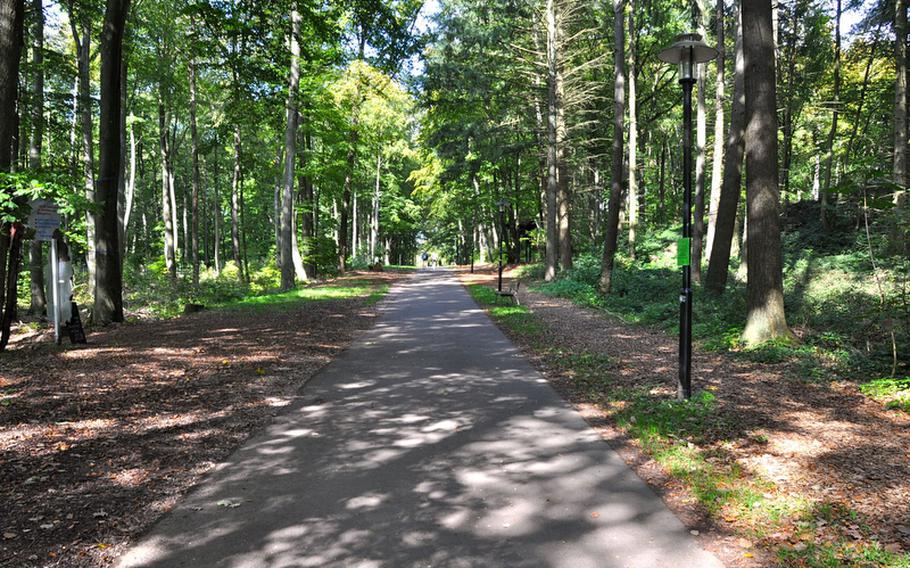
[894,0,907,202]
[819,0,842,230]
[692,0,708,281]
[705,4,744,295]
[28,0,46,315]
[599,0,625,293]
[68,2,97,297]
[189,55,201,286]
[705,0,725,262]
[280,8,301,290]
[93,0,130,324]
[544,0,559,281]
[0,0,25,351]
[627,0,638,260]
[741,0,793,345]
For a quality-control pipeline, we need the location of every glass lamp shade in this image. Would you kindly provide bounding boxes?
[659,33,717,80]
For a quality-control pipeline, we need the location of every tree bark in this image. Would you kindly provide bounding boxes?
[820,0,842,229]
[231,124,244,280]
[158,97,176,280]
[627,0,638,260]
[93,0,129,324]
[71,14,96,298]
[544,0,559,281]
[0,0,24,349]
[894,0,907,200]
[371,150,381,262]
[0,0,23,173]
[706,6,745,295]
[28,0,46,315]
[741,0,793,345]
[280,8,301,290]
[189,56,201,285]
[213,141,222,274]
[706,0,725,262]
[692,0,708,282]
[339,131,356,272]
[599,0,625,293]
[555,22,571,270]
[299,132,316,277]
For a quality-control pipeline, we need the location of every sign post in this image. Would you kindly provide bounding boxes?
[28,200,62,344]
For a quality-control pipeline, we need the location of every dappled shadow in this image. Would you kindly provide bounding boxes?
[501,273,910,552]
[115,272,720,568]
[0,274,399,566]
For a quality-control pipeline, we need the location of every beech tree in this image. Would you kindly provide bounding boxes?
[741,0,793,345]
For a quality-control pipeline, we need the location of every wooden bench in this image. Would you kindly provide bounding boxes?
[497,280,521,305]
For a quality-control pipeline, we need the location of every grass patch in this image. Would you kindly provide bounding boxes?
[467,284,542,338]
[859,377,910,411]
[222,279,389,311]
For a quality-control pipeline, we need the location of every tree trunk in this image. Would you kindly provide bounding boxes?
[28,0,46,315]
[213,143,222,274]
[706,6,745,295]
[158,98,176,280]
[820,0,842,229]
[280,8,301,290]
[371,150,381,262]
[123,114,135,241]
[706,0,725,262]
[599,0,625,293]
[894,0,907,202]
[627,0,638,260]
[339,134,356,272]
[692,0,708,282]
[740,0,793,345]
[93,0,129,325]
[0,0,23,174]
[555,26,571,270]
[72,15,97,298]
[189,56,201,285]
[544,0,559,281]
[299,132,316,277]
[231,125,244,280]
[779,3,801,199]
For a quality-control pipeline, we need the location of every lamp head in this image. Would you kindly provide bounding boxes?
[658,33,717,81]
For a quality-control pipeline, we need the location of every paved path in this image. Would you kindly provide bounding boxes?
[117,271,722,568]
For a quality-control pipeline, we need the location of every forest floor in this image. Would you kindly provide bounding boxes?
[463,267,910,568]
[0,272,400,568]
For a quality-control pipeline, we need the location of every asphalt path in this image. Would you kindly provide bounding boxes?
[117,270,723,568]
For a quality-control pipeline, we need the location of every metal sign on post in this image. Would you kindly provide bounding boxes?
[28,200,63,344]
[28,199,61,242]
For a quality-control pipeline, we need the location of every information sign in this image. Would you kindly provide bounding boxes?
[27,200,61,242]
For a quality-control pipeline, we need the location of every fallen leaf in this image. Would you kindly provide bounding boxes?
[590,512,600,519]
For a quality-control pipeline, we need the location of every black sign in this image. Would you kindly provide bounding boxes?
[67,302,87,344]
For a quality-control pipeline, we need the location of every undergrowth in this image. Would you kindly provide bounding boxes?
[525,203,910,392]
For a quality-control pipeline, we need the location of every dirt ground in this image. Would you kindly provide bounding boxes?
[0,272,400,568]
[461,268,910,568]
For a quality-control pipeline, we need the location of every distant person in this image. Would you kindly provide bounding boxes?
[421,252,429,267]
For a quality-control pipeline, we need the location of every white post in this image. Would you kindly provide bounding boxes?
[51,238,61,345]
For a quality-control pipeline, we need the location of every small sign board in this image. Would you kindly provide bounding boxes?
[66,302,87,344]
[27,200,61,242]
[677,237,691,267]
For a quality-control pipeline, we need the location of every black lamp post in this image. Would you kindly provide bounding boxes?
[658,34,717,401]
[497,199,509,292]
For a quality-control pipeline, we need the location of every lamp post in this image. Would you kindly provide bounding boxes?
[658,33,717,401]
[497,199,509,292]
